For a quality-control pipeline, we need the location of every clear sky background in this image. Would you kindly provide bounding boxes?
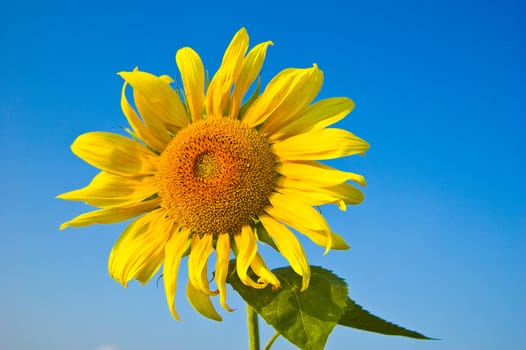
[1,0,524,349]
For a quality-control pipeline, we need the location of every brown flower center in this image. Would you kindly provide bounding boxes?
[157,118,277,235]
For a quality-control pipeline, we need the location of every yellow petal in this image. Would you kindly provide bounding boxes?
[132,218,177,285]
[260,65,323,136]
[71,132,157,176]
[277,160,366,188]
[120,80,168,152]
[229,40,273,119]
[59,198,161,230]
[163,228,192,320]
[278,177,364,210]
[250,253,280,288]
[188,234,216,295]
[214,234,233,311]
[176,47,205,122]
[123,69,176,144]
[119,70,188,130]
[134,251,165,285]
[259,214,310,291]
[108,209,172,286]
[272,128,370,161]
[268,192,330,232]
[186,281,222,321]
[267,210,348,250]
[233,225,266,289]
[242,66,320,128]
[57,171,157,208]
[206,28,249,118]
[268,97,355,142]
[269,192,351,251]
[266,192,333,254]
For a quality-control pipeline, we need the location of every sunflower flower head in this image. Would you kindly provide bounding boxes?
[58,28,370,321]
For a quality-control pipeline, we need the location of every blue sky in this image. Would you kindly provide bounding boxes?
[1,0,524,349]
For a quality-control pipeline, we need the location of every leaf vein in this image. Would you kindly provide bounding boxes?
[281,274,313,349]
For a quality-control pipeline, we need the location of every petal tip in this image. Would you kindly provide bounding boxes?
[300,273,311,292]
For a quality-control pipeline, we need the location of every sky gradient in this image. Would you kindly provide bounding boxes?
[1,0,525,349]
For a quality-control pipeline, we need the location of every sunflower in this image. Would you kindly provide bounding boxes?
[58,28,369,321]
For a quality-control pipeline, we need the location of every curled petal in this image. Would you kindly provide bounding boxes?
[188,234,216,295]
[234,225,266,289]
[186,280,222,321]
[250,253,280,288]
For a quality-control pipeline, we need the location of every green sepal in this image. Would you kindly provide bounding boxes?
[252,221,279,251]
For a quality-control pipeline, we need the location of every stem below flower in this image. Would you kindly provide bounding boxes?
[247,304,260,350]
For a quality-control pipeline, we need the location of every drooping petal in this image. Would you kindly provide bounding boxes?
[71,132,158,176]
[260,65,323,136]
[59,198,161,230]
[188,234,216,295]
[186,280,222,321]
[268,192,330,233]
[57,171,157,208]
[268,97,355,142]
[250,252,280,288]
[176,47,205,122]
[272,128,370,161]
[163,228,192,320]
[242,66,320,128]
[134,251,165,285]
[259,214,311,291]
[277,160,366,187]
[120,80,168,152]
[108,209,173,286]
[266,192,333,254]
[214,234,233,311]
[119,70,189,130]
[229,40,273,119]
[265,189,350,249]
[278,178,364,210]
[206,28,249,118]
[233,225,266,289]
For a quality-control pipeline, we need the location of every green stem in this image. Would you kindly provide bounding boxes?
[247,304,260,350]
[263,332,280,350]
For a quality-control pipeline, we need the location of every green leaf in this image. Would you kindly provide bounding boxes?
[339,298,433,339]
[227,264,348,350]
